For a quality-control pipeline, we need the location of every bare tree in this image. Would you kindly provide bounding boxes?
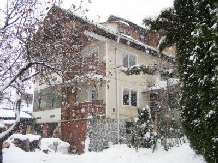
[0,0,91,162]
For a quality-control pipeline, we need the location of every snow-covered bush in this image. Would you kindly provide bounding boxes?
[128,108,156,150]
[39,138,70,154]
[6,134,41,152]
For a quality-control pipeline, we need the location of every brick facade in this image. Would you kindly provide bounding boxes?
[61,120,87,154]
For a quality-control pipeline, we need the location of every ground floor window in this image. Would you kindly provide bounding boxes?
[123,89,138,107]
[126,122,134,134]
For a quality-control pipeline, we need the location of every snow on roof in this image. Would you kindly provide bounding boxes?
[143,78,180,92]
[20,103,33,113]
[0,119,15,124]
[95,23,174,59]
[112,20,130,26]
[9,134,41,142]
[107,15,144,28]
[49,5,175,60]
[0,109,33,119]
[0,123,5,128]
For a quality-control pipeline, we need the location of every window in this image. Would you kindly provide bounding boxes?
[118,27,125,33]
[126,122,134,134]
[51,76,57,82]
[33,87,61,110]
[50,114,55,118]
[122,53,136,68]
[90,88,98,101]
[123,89,138,107]
[139,34,147,43]
[90,48,99,57]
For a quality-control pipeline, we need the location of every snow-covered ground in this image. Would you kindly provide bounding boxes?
[3,142,206,163]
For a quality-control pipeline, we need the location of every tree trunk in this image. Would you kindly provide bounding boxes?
[0,141,2,163]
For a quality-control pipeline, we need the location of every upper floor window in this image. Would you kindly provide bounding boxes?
[123,89,138,107]
[89,88,98,101]
[123,52,136,68]
[118,27,125,33]
[33,87,61,110]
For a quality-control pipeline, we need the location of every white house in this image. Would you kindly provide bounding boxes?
[31,5,176,154]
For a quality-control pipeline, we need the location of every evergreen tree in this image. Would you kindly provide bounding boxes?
[143,0,218,162]
[128,108,156,150]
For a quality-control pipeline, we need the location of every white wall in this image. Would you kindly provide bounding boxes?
[105,39,163,119]
[32,108,61,124]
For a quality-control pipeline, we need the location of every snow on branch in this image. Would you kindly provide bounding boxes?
[0,110,20,140]
[123,64,178,78]
[0,61,47,92]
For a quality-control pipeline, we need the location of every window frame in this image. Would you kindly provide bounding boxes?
[122,52,137,69]
[122,88,138,107]
[33,87,61,110]
[89,88,98,101]
[90,48,99,58]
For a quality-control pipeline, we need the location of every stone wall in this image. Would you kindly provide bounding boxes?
[86,118,133,152]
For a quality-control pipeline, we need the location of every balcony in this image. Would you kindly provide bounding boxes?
[62,100,106,120]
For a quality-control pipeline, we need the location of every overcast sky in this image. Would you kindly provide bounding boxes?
[61,0,174,26]
[0,0,174,27]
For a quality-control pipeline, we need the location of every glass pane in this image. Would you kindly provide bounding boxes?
[33,100,39,110]
[91,89,98,100]
[131,90,137,106]
[122,53,128,68]
[40,96,47,108]
[46,95,53,107]
[33,91,39,110]
[123,89,129,105]
[53,94,61,107]
[129,55,136,67]
[41,88,52,95]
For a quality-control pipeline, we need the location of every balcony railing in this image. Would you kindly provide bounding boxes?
[62,100,106,120]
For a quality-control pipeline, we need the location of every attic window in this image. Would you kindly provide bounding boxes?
[118,27,124,33]
[139,35,144,40]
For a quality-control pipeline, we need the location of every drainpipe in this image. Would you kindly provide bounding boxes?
[115,36,120,144]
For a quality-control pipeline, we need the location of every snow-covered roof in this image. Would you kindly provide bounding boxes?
[48,5,175,62]
[9,134,41,142]
[0,123,5,128]
[107,15,144,29]
[143,78,180,92]
[95,23,174,58]
[0,109,33,119]
[111,20,130,27]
